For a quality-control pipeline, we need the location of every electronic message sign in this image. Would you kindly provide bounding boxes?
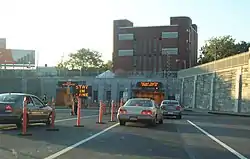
[136,82,163,88]
[57,81,78,87]
[75,85,91,97]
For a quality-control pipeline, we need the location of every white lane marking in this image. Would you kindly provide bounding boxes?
[44,123,119,159]
[55,115,98,123]
[187,120,248,159]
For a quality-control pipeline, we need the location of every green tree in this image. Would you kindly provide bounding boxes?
[60,48,104,70]
[101,60,113,71]
[234,41,250,53]
[198,35,250,65]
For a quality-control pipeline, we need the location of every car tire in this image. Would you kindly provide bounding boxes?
[16,114,29,129]
[46,113,52,126]
[119,120,126,126]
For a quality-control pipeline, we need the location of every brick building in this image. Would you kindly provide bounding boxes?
[113,16,198,75]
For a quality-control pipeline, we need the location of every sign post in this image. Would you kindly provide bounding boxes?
[74,96,84,127]
[108,100,116,122]
[73,84,89,127]
[18,97,32,136]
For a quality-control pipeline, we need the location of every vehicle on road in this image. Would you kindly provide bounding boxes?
[117,98,163,126]
[160,100,183,119]
[132,81,164,105]
[0,93,54,129]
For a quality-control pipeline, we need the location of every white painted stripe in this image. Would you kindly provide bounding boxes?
[44,123,119,159]
[55,115,98,123]
[187,120,248,159]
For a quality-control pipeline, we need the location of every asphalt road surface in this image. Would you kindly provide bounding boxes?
[0,110,249,159]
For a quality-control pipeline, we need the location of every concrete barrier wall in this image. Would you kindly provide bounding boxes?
[178,51,250,113]
[0,78,23,93]
[0,76,179,102]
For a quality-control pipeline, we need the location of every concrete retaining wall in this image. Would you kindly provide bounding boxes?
[178,51,250,113]
[0,76,179,103]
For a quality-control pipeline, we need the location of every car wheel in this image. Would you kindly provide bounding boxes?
[46,113,52,126]
[16,114,29,129]
[119,120,126,126]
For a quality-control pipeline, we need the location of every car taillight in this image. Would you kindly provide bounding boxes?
[5,105,13,112]
[176,106,181,110]
[141,110,153,115]
[119,108,127,114]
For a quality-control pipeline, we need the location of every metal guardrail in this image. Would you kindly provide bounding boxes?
[178,51,250,78]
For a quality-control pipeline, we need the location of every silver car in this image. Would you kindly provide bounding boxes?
[160,100,183,119]
[117,98,163,126]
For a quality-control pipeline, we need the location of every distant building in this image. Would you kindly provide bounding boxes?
[113,16,198,74]
[0,39,35,68]
[0,38,6,49]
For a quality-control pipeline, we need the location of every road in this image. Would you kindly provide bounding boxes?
[0,110,249,159]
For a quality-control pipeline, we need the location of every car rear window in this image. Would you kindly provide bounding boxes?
[162,101,179,105]
[124,99,153,107]
[0,94,21,102]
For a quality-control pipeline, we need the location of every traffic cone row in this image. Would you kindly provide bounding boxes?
[18,96,120,137]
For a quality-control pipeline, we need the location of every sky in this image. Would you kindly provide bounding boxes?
[0,0,249,67]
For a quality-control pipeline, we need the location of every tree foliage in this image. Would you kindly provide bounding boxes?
[56,48,112,72]
[198,35,250,64]
[101,60,112,71]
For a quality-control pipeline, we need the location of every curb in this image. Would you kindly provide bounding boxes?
[208,111,250,117]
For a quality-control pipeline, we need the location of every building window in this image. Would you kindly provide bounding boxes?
[162,48,178,55]
[161,32,178,39]
[118,49,133,56]
[118,33,134,40]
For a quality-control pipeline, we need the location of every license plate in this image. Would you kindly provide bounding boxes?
[130,117,137,121]
[168,112,174,114]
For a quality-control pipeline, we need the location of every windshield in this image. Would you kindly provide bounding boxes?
[124,99,153,107]
[0,94,21,103]
[162,101,179,105]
